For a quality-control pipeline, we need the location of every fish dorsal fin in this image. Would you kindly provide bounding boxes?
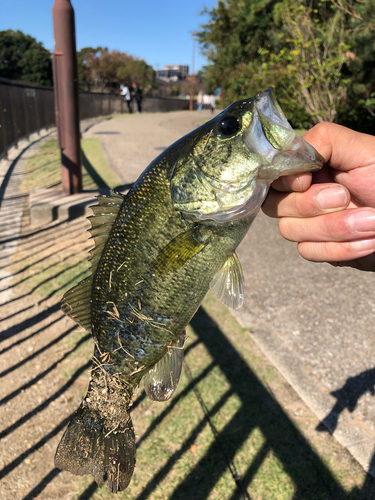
[61,191,124,332]
[154,226,211,274]
[210,252,244,310]
[88,191,124,274]
[143,332,185,401]
[61,277,93,332]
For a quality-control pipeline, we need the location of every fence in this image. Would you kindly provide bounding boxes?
[0,77,195,160]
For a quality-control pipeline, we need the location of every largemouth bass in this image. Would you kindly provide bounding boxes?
[55,88,323,492]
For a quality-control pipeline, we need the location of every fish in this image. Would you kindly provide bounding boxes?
[54,87,324,492]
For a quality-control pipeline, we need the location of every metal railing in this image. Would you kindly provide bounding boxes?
[0,77,195,160]
[0,78,55,158]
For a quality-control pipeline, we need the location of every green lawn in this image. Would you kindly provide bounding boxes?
[22,137,120,192]
[17,131,375,499]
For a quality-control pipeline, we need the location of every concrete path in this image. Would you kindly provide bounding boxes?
[83,110,214,185]
[3,109,375,478]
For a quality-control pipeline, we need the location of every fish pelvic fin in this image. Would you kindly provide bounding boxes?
[210,252,244,310]
[55,367,136,492]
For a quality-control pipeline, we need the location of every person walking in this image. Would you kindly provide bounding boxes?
[120,84,132,113]
[132,82,143,113]
[197,91,203,112]
[209,94,216,114]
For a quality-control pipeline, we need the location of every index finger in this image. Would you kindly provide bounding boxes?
[262,183,349,218]
[303,123,375,172]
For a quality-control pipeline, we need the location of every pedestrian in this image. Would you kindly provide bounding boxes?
[209,94,216,114]
[203,94,210,110]
[120,84,132,113]
[197,91,203,112]
[132,82,143,113]
[262,123,375,272]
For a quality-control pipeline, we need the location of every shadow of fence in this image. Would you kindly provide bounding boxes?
[77,307,375,500]
[1,210,375,499]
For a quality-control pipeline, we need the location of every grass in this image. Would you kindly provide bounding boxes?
[14,130,375,498]
[22,137,120,192]
[63,291,374,499]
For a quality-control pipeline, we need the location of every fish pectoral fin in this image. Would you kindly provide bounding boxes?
[210,252,244,310]
[143,332,185,401]
[61,277,93,332]
[154,226,210,274]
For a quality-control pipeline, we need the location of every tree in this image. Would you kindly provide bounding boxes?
[261,1,349,123]
[77,47,134,92]
[196,0,375,131]
[117,59,155,92]
[0,30,52,85]
[77,48,154,94]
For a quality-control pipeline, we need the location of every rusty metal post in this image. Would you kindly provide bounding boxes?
[189,37,195,111]
[52,0,82,195]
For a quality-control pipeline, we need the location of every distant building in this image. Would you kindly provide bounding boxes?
[155,65,189,82]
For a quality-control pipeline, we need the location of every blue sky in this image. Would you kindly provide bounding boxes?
[1,0,217,72]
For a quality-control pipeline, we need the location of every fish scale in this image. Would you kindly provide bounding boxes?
[55,87,323,492]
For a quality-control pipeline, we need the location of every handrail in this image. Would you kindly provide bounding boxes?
[0,78,195,160]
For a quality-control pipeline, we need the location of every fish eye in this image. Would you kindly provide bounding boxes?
[218,116,241,136]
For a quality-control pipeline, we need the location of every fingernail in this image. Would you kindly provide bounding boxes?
[350,239,375,251]
[316,186,347,210]
[348,210,375,232]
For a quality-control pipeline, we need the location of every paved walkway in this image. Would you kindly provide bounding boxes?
[1,109,375,482]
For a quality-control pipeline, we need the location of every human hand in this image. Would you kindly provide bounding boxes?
[262,123,375,271]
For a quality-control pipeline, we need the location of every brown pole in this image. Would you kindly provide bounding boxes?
[189,37,195,111]
[52,0,82,195]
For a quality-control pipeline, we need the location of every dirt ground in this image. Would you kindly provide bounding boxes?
[1,113,375,499]
[1,198,375,500]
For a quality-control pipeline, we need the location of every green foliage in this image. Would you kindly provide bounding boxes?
[0,30,52,85]
[117,59,155,92]
[77,47,154,94]
[77,47,132,92]
[196,0,375,132]
[170,84,180,96]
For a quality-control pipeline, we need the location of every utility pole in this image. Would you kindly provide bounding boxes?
[52,0,82,195]
[189,36,195,111]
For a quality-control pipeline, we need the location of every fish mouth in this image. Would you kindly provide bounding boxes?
[175,88,324,224]
[244,87,324,180]
[199,88,323,223]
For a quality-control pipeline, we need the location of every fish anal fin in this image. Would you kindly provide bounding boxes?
[144,332,185,401]
[210,252,244,310]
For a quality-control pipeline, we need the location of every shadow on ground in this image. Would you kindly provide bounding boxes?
[75,308,375,500]
[1,213,375,499]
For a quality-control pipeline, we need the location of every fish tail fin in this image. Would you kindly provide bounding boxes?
[55,401,136,492]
